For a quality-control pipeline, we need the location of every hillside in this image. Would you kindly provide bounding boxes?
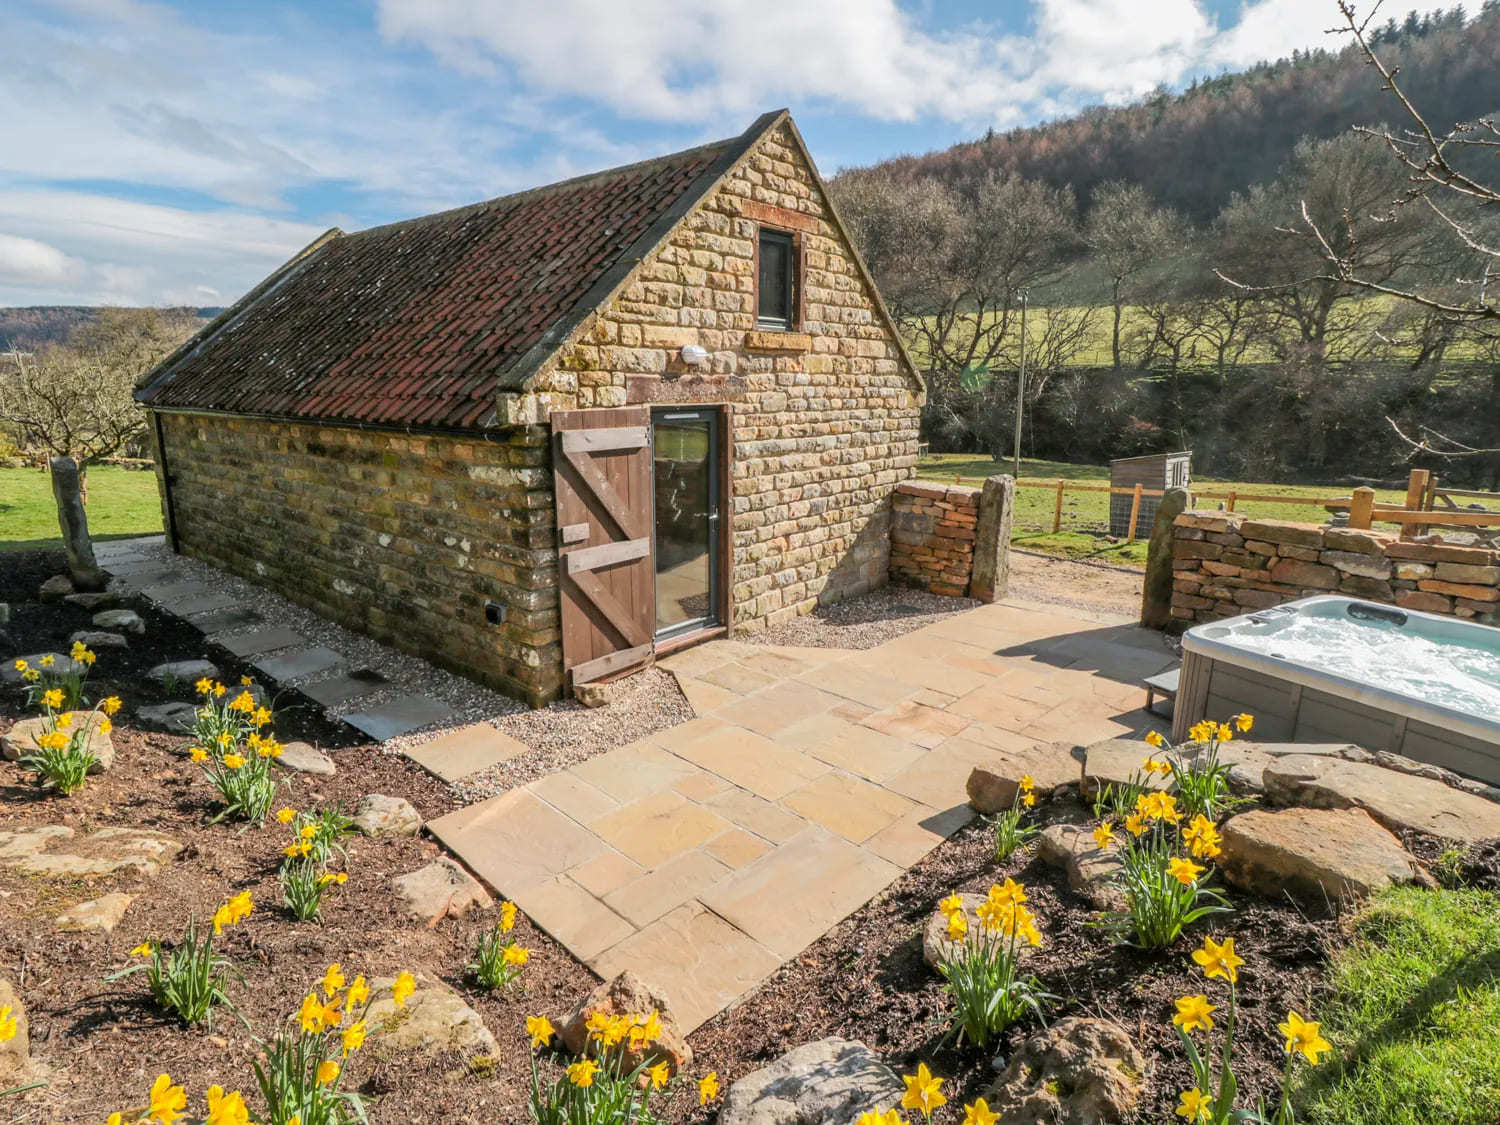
[0,306,220,351]
[845,6,1500,222]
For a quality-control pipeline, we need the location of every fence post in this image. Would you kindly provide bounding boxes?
[1127,482,1144,542]
[970,475,1016,604]
[1052,478,1065,533]
[1226,491,1237,513]
[1349,486,1375,530]
[1403,469,1430,541]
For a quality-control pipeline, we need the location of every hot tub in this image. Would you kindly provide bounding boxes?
[1174,595,1500,784]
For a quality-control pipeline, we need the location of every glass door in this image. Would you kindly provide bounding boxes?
[651,408,719,640]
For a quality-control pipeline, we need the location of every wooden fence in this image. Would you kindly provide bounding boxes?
[936,468,1500,542]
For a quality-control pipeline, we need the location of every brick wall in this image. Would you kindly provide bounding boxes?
[1170,510,1500,626]
[889,481,980,596]
[152,414,562,704]
[504,120,923,633]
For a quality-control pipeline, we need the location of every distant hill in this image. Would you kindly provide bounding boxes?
[842,6,1500,223]
[0,306,221,352]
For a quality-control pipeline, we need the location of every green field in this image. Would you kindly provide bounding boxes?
[918,454,1408,567]
[0,466,163,552]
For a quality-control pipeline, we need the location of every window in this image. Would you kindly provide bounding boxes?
[757,228,795,329]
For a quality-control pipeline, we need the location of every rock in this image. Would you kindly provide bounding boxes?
[69,629,127,649]
[718,1037,903,1125]
[135,701,200,733]
[922,893,986,969]
[965,742,1080,813]
[64,591,120,611]
[1320,550,1393,579]
[1263,754,1500,843]
[55,892,134,933]
[1141,488,1192,628]
[1080,738,1173,799]
[1037,824,1125,911]
[984,1017,1145,1125]
[146,659,219,688]
[0,977,29,1083]
[40,574,75,602]
[574,681,613,708]
[363,973,497,1058]
[1219,807,1434,906]
[391,859,491,921]
[92,608,145,634]
[0,826,181,878]
[2,712,115,772]
[276,741,336,776]
[559,970,693,1075]
[51,456,107,591]
[353,794,422,836]
[0,603,8,625]
[1,653,87,683]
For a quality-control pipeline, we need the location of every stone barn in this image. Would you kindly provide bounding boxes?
[135,110,924,706]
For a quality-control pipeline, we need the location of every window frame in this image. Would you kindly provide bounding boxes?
[755,227,797,331]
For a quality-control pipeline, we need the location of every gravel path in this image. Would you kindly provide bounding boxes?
[741,584,980,649]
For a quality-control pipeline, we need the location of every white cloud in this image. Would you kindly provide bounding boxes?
[0,234,76,285]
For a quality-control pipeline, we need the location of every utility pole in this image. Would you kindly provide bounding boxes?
[1013,289,1029,480]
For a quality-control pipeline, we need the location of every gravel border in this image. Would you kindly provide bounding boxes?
[741,584,981,650]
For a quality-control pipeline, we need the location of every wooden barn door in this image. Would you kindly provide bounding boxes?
[552,407,656,689]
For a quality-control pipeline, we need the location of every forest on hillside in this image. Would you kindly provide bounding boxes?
[831,3,1500,487]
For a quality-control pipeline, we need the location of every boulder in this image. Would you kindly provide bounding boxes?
[1080,738,1173,799]
[984,1017,1145,1125]
[922,893,986,969]
[69,630,127,649]
[1219,807,1434,906]
[0,826,180,878]
[391,859,491,921]
[135,701,199,733]
[363,974,497,1058]
[64,591,121,611]
[0,602,9,625]
[1263,754,1500,843]
[574,681,613,708]
[0,977,28,1084]
[276,741,336,776]
[1,653,87,683]
[559,970,693,1075]
[40,574,75,603]
[1141,488,1192,628]
[1037,824,1125,911]
[965,741,1080,813]
[92,609,145,634]
[718,1038,903,1125]
[2,712,115,772]
[353,794,423,836]
[55,892,134,933]
[146,660,219,688]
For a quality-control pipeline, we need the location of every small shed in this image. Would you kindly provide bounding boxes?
[1109,451,1191,537]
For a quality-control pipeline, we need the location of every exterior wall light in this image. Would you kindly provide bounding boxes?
[680,344,710,367]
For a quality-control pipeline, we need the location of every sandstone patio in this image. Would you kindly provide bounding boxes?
[428,598,1173,1031]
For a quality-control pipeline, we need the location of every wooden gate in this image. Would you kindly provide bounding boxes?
[552,407,656,688]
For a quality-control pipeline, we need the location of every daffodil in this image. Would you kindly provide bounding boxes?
[1172,994,1217,1034]
[12,659,26,672]
[56,711,74,730]
[1124,813,1146,836]
[316,1060,340,1086]
[42,688,64,709]
[631,1010,663,1048]
[299,992,325,1033]
[277,807,296,824]
[0,1004,16,1042]
[322,963,345,997]
[938,893,964,914]
[1092,823,1115,850]
[148,1073,187,1125]
[196,677,214,695]
[647,1062,670,1089]
[502,945,530,966]
[567,1059,599,1087]
[698,1072,719,1105]
[1183,815,1223,859]
[204,1086,250,1125]
[39,654,55,668]
[500,899,518,932]
[1188,720,1214,743]
[1167,857,1205,886]
[526,1014,555,1048]
[229,691,255,713]
[962,1099,999,1125]
[1144,729,1166,748]
[1192,935,1244,983]
[1216,723,1234,742]
[945,910,968,941]
[101,696,122,715]
[347,975,370,1009]
[900,1062,946,1119]
[131,941,154,957]
[1176,1088,1209,1122]
[1279,1010,1332,1065]
[1018,774,1035,791]
[391,970,416,1007]
[189,747,209,763]
[988,878,1027,907]
[214,682,226,697]
[342,1020,367,1056]
[1235,712,1254,732]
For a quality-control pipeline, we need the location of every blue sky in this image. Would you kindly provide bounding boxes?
[0,0,1470,307]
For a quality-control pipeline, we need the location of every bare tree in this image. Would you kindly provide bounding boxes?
[1085,181,1185,368]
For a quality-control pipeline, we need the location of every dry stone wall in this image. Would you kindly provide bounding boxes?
[1169,510,1500,626]
[152,414,561,704]
[889,482,980,596]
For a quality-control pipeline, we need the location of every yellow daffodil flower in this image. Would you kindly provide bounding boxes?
[1176,1088,1209,1122]
[322,963,345,997]
[1092,823,1115,850]
[102,696,122,715]
[1021,791,1036,807]
[900,1062,946,1119]
[1235,712,1254,732]
[254,707,272,727]
[204,1086,250,1125]
[648,1062,671,1090]
[1188,720,1214,743]
[392,971,415,1007]
[500,899,518,932]
[277,807,297,824]
[39,655,55,668]
[938,894,964,914]
[42,688,64,709]
[12,659,26,672]
[56,711,74,730]
[526,1014,555,1048]
[1279,1010,1332,1065]
[1144,729,1166,748]
[988,878,1027,907]
[1172,994,1217,1034]
[214,682,226,697]
[567,1059,599,1087]
[299,993,325,1034]
[1192,936,1244,983]
[962,1099,999,1125]
[131,941,154,957]
[37,730,69,750]
[0,1004,17,1042]
[241,675,253,686]
[189,747,209,763]
[196,678,213,695]
[1217,723,1234,742]
[1183,815,1223,859]
[631,1010,662,1048]
[148,1072,187,1125]
[698,1072,719,1105]
[316,1060,340,1086]
[502,945,530,967]
[347,975,370,1008]
[1167,857,1205,886]
[222,753,246,770]
[22,668,39,682]
[1018,774,1035,791]
[945,910,969,941]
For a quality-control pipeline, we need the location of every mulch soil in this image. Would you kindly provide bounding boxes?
[1,547,1451,1124]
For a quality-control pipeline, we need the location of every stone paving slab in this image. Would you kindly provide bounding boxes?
[404,723,529,782]
[299,670,388,708]
[190,606,266,634]
[140,581,213,604]
[342,693,456,742]
[253,645,345,683]
[171,592,244,617]
[217,626,308,657]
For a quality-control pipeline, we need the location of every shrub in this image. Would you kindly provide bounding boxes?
[108,892,252,1026]
[935,880,1055,1048]
[469,901,531,991]
[988,775,1040,861]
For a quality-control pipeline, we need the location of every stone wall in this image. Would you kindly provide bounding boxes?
[504,119,923,633]
[151,414,561,704]
[1169,510,1500,626]
[889,481,980,596]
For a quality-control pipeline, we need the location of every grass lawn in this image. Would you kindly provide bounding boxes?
[918,453,1410,568]
[1300,885,1500,1125]
[0,465,163,551]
